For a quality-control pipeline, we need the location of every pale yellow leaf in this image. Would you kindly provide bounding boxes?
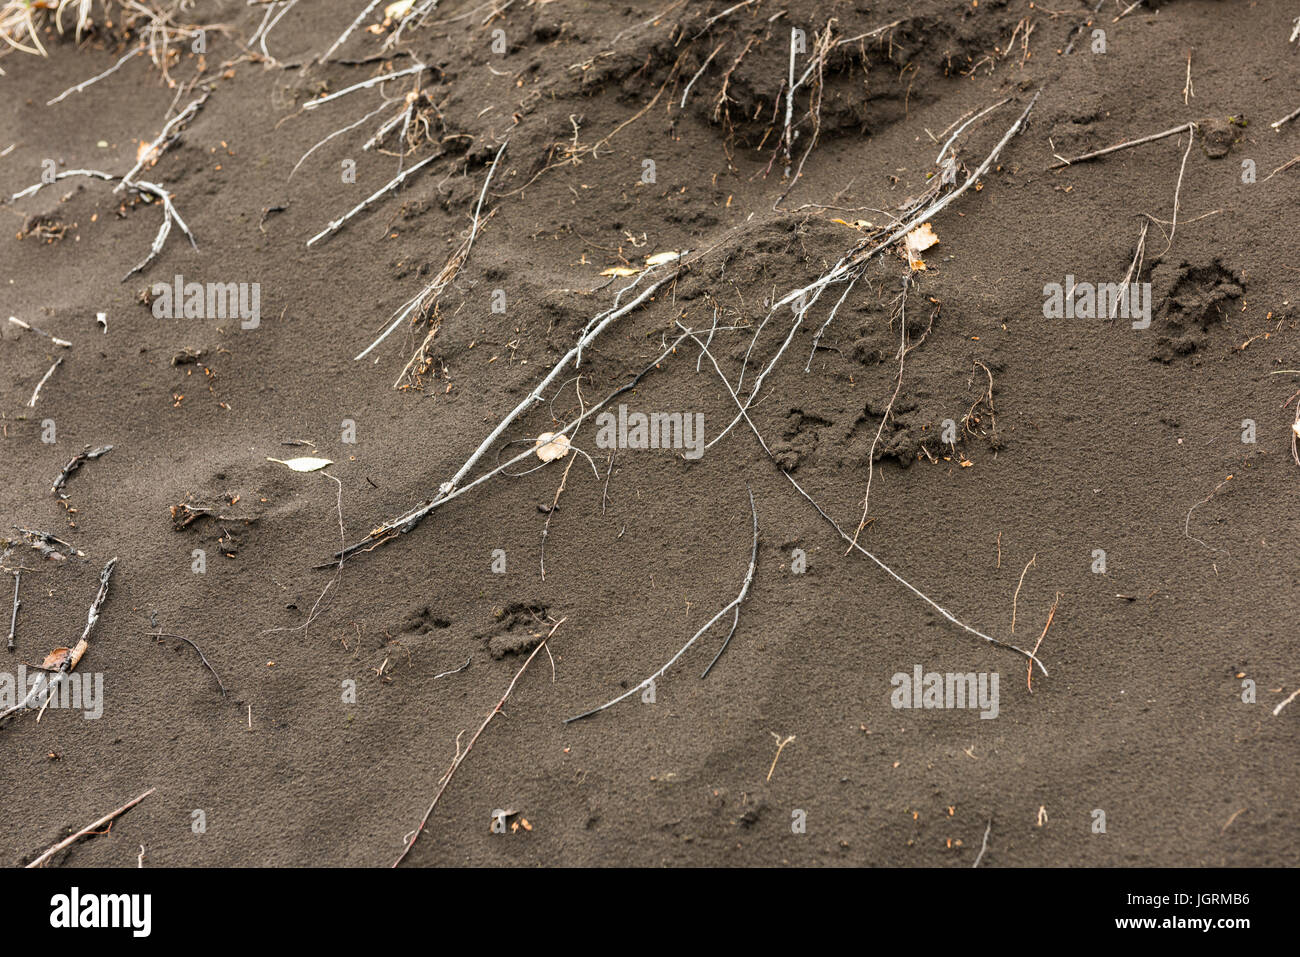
[534,432,571,462]
[267,456,334,472]
[644,251,683,267]
[904,222,939,271]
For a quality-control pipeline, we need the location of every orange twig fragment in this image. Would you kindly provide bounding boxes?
[1028,593,1060,693]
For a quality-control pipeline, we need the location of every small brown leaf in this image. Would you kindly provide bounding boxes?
[41,648,72,671]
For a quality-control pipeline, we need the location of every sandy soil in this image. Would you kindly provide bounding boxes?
[1,0,1298,867]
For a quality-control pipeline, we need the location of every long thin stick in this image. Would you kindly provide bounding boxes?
[1274,686,1300,717]
[10,169,115,203]
[771,89,1041,324]
[115,94,209,193]
[973,820,991,867]
[1271,106,1300,131]
[318,0,383,62]
[695,0,757,37]
[781,27,799,169]
[27,357,63,408]
[566,487,758,722]
[785,453,1046,672]
[539,453,576,581]
[25,788,155,868]
[1048,122,1195,169]
[302,62,426,111]
[7,316,72,348]
[51,444,113,496]
[1027,593,1059,693]
[1168,127,1196,246]
[307,152,439,246]
[12,556,120,726]
[766,731,795,781]
[394,616,566,866]
[1011,554,1036,634]
[146,631,226,695]
[328,333,691,565]
[370,141,510,369]
[935,98,1010,165]
[121,181,198,281]
[47,44,144,105]
[332,270,681,562]
[680,41,724,108]
[290,100,393,179]
[850,275,918,544]
[1111,220,1149,318]
[6,570,19,652]
[1113,0,1144,23]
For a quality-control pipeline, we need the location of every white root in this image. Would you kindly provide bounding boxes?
[27,357,63,408]
[47,44,145,106]
[302,62,426,111]
[306,152,439,247]
[333,286,686,562]
[291,100,394,179]
[775,89,1042,315]
[122,180,198,280]
[319,0,384,63]
[9,316,72,348]
[115,94,208,193]
[10,168,115,202]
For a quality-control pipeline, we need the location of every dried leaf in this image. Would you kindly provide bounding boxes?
[904,222,939,271]
[384,0,414,18]
[534,432,571,462]
[906,222,939,252]
[831,218,874,230]
[644,251,683,267]
[599,266,639,277]
[136,140,160,167]
[266,456,334,472]
[41,648,72,671]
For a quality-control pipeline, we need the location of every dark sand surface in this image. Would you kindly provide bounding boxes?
[1,0,1297,866]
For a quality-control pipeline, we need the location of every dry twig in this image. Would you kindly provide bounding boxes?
[393,616,567,866]
[26,787,155,868]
